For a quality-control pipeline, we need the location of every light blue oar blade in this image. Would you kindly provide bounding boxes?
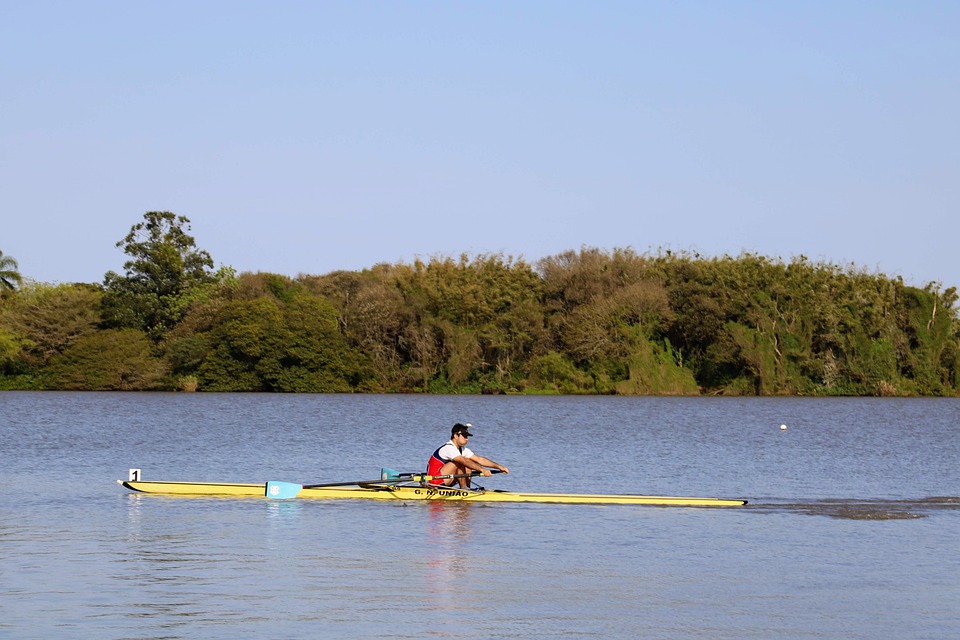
[380,468,402,480]
[265,481,303,499]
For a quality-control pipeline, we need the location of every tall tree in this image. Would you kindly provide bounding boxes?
[0,250,23,291]
[101,212,215,339]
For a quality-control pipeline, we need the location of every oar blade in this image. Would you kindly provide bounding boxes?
[380,468,403,481]
[265,481,303,499]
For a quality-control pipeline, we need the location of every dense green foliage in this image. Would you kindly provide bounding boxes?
[2,216,958,395]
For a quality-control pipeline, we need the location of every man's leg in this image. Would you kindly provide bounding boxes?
[438,460,471,487]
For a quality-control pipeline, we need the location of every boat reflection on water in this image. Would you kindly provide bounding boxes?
[424,502,474,603]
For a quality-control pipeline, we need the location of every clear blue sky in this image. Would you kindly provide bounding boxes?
[3,1,958,289]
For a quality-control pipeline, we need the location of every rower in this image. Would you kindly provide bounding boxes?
[427,423,509,488]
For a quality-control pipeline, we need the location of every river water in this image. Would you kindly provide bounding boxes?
[1,392,958,639]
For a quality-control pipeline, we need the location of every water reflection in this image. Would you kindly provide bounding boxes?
[424,503,474,603]
[115,493,274,634]
[264,498,304,519]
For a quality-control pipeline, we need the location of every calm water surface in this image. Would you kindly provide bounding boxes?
[1,393,958,639]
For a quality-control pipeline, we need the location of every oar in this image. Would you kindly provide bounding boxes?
[265,468,422,499]
[265,469,504,500]
[265,473,414,500]
[265,480,369,499]
[379,468,505,482]
[378,469,505,487]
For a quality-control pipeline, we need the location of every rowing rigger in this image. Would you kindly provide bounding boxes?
[117,469,748,506]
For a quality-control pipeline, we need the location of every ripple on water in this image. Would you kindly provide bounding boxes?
[747,496,960,520]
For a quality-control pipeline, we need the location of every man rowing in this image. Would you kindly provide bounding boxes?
[427,423,509,488]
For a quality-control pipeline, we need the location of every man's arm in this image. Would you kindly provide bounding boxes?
[452,455,488,474]
[465,454,509,475]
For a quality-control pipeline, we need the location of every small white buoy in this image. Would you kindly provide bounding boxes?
[780,424,788,431]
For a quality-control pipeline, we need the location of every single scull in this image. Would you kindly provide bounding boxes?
[117,470,748,506]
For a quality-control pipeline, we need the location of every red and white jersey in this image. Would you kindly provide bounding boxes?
[426,440,474,482]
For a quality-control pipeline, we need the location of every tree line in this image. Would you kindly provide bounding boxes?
[2,212,958,395]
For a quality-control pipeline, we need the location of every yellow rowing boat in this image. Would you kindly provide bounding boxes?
[118,479,748,506]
